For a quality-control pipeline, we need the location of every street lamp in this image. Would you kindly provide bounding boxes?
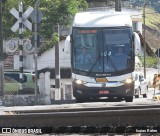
[143,0,148,79]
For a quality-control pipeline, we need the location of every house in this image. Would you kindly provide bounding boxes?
[37,36,70,70]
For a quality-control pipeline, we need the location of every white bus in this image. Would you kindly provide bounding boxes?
[65,11,141,102]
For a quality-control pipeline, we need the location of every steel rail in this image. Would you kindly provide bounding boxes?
[0,107,160,128]
[4,103,160,114]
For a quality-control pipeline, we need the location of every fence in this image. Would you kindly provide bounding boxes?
[3,67,74,106]
[50,83,73,101]
[3,71,52,106]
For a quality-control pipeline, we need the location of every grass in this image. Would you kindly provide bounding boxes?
[4,73,35,94]
[4,83,19,93]
[145,8,160,29]
[4,76,19,93]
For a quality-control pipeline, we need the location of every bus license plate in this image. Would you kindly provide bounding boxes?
[99,90,109,94]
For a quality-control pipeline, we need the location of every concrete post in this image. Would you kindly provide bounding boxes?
[55,24,61,100]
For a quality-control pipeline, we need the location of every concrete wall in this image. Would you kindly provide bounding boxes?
[50,78,74,100]
[13,40,71,70]
[14,54,34,70]
[4,72,52,106]
[37,40,71,70]
[4,94,51,106]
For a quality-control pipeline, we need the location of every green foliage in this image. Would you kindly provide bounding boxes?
[2,0,88,39]
[38,32,59,54]
[138,55,159,68]
[46,33,58,49]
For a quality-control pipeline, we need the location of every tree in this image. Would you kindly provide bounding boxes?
[138,55,159,68]
[2,0,88,39]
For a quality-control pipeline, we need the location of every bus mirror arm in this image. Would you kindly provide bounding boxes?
[133,32,141,55]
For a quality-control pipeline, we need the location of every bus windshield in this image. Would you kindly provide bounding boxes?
[72,27,134,76]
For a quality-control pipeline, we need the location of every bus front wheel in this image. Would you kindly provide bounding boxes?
[75,97,84,103]
[125,96,133,102]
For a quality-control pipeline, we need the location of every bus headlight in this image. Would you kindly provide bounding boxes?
[75,80,86,84]
[125,78,133,84]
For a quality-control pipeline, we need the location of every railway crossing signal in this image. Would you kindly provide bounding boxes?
[10,6,33,32]
[24,39,34,54]
[30,9,43,23]
[10,2,34,91]
[6,40,18,53]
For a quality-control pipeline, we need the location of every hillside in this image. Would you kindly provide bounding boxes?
[145,8,160,50]
[145,8,160,29]
[130,0,160,13]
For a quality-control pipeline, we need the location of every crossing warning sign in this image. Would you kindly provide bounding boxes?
[10,5,33,32]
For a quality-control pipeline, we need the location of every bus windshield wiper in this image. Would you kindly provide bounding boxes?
[87,54,101,76]
[107,55,118,72]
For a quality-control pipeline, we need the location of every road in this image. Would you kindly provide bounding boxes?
[50,87,160,105]
[70,87,160,103]
[1,88,159,115]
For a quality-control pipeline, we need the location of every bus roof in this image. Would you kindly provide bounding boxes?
[73,11,132,28]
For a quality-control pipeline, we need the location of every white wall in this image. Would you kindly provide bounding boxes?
[137,22,142,33]
[123,8,142,33]
[14,55,19,69]
[14,54,34,70]
[37,40,71,70]
[13,40,71,71]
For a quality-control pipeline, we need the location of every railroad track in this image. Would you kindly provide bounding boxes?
[4,103,160,114]
[0,104,160,134]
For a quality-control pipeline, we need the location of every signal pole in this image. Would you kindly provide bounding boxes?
[18,1,24,91]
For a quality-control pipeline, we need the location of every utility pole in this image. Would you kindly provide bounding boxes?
[115,0,122,11]
[143,0,148,79]
[30,0,42,105]
[34,0,40,105]
[55,24,61,100]
[0,0,4,104]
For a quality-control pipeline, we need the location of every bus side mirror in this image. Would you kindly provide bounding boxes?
[64,35,71,54]
[133,32,141,55]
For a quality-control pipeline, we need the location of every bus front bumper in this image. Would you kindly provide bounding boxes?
[72,81,134,99]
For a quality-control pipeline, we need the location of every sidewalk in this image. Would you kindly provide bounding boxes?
[148,88,160,100]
